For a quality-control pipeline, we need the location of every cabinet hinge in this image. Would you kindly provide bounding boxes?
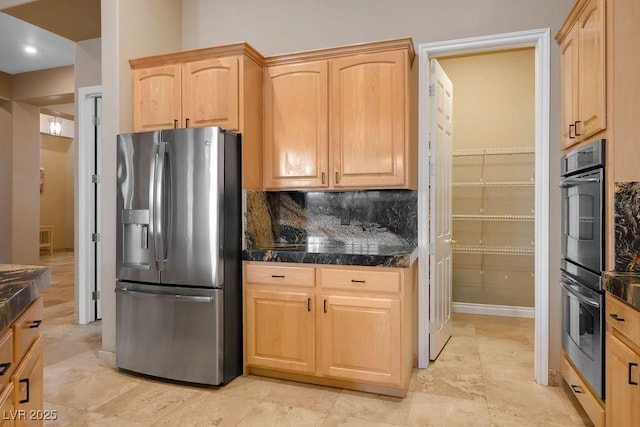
[91,233,100,242]
[92,116,101,126]
[91,174,100,184]
[92,291,101,300]
[428,84,435,97]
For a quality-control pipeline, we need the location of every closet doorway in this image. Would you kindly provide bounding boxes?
[417,29,551,386]
[439,48,536,318]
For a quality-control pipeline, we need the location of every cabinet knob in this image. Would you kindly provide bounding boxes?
[570,384,583,394]
[186,118,190,128]
[173,119,178,129]
[321,172,325,184]
[335,172,339,184]
[568,123,575,139]
[19,378,30,404]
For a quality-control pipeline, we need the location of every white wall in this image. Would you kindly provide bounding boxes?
[12,101,40,264]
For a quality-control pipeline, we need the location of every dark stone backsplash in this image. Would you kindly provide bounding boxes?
[614,182,640,272]
[245,190,417,249]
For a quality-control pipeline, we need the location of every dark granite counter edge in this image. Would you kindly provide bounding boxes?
[603,271,640,312]
[242,246,419,269]
[0,266,51,332]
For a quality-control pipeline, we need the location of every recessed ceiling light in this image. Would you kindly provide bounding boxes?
[24,46,37,54]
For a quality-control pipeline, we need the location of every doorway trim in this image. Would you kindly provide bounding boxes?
[417,28,550,385]
[76,85,102,325]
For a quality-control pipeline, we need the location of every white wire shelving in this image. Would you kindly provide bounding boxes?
[452,181,535,188]
[452,214,534,222]
[451,245,534,256]
[452,147,535,157]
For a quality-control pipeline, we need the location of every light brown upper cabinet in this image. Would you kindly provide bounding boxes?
[263,38,417,190]
[557,0,606,149]
[130,44,264,190]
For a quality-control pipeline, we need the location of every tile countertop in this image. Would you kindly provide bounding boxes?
[242,243,419,268]
[603,271,640,311]
[0,264,50,332]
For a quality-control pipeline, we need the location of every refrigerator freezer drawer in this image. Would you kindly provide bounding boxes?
[115,281,224,385]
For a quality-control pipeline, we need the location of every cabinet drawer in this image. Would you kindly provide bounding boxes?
[561,354,605,427]
[12,298,43,365]
[606,293,640,348]
[318,268,400,294]
[245,263,315,287]
[0,329,14,387]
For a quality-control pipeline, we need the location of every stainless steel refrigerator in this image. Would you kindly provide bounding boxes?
[115,126,242,385]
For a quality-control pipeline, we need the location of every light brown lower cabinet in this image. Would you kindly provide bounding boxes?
[243,261,416,397]
[606,293,640,427]
[12,337,43,427]
[560,352,605,427]
[0,298,44,427]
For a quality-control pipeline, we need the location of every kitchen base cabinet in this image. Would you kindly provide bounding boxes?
[321,295,401,385]
[606,293,640,427]
[12,336,43,427]
[560,352,605,427]
[0,383,14,427]
[245,290,316,374]
[243,261,416,397]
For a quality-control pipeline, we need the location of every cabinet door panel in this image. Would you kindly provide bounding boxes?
[132,65,182,132]
[331,51,406,188]
[264,61,329,189]
[577,0,605,140]
[606,333,640,427]
[560,25,580,149]
[321,295,401,385]
[12,336,43,427]
[246,290,315,374]
[183,57,239,130]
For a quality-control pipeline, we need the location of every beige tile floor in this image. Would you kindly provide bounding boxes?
[37,252,592,426]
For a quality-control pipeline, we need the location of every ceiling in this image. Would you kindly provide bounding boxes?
[0,0,101,75]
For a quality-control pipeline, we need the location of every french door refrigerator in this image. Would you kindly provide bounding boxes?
[115,126,241,385]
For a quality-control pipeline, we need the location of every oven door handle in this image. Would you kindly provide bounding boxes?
[559,177,600,188]
[560,281,600,308]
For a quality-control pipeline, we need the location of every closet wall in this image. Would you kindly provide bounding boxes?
[439,48,535,308]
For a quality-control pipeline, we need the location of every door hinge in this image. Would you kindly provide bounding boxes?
[428,84,435,97]
[91,233,100,242]
[428,321,435,333]
[428,243,435,254]
[92,116,101,126]
[92,291,101,300]
[91,174,100,183]
[429,163,435,176]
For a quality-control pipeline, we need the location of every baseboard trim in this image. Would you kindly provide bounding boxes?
[452,302,535,319]
[98,350,116,368]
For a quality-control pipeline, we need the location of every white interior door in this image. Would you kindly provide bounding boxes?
[92,96,102,320]
[429,58,453,360]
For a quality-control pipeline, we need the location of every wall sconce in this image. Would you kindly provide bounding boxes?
[48,117,62,136]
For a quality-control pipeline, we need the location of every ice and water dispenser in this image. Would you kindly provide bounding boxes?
[121,209,150,267]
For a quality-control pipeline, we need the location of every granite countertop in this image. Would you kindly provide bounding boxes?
[0,264,50,332]
[242,243,418,268]
[603,271,640,312]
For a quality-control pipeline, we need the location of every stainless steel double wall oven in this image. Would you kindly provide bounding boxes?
[560,139,605,400]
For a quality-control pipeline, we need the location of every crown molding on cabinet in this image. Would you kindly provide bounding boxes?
[264,37,415,67]
[129,41,265,69]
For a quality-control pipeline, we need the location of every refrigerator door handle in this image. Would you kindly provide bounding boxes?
[154,142,168,271]
[115,287,214,303]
